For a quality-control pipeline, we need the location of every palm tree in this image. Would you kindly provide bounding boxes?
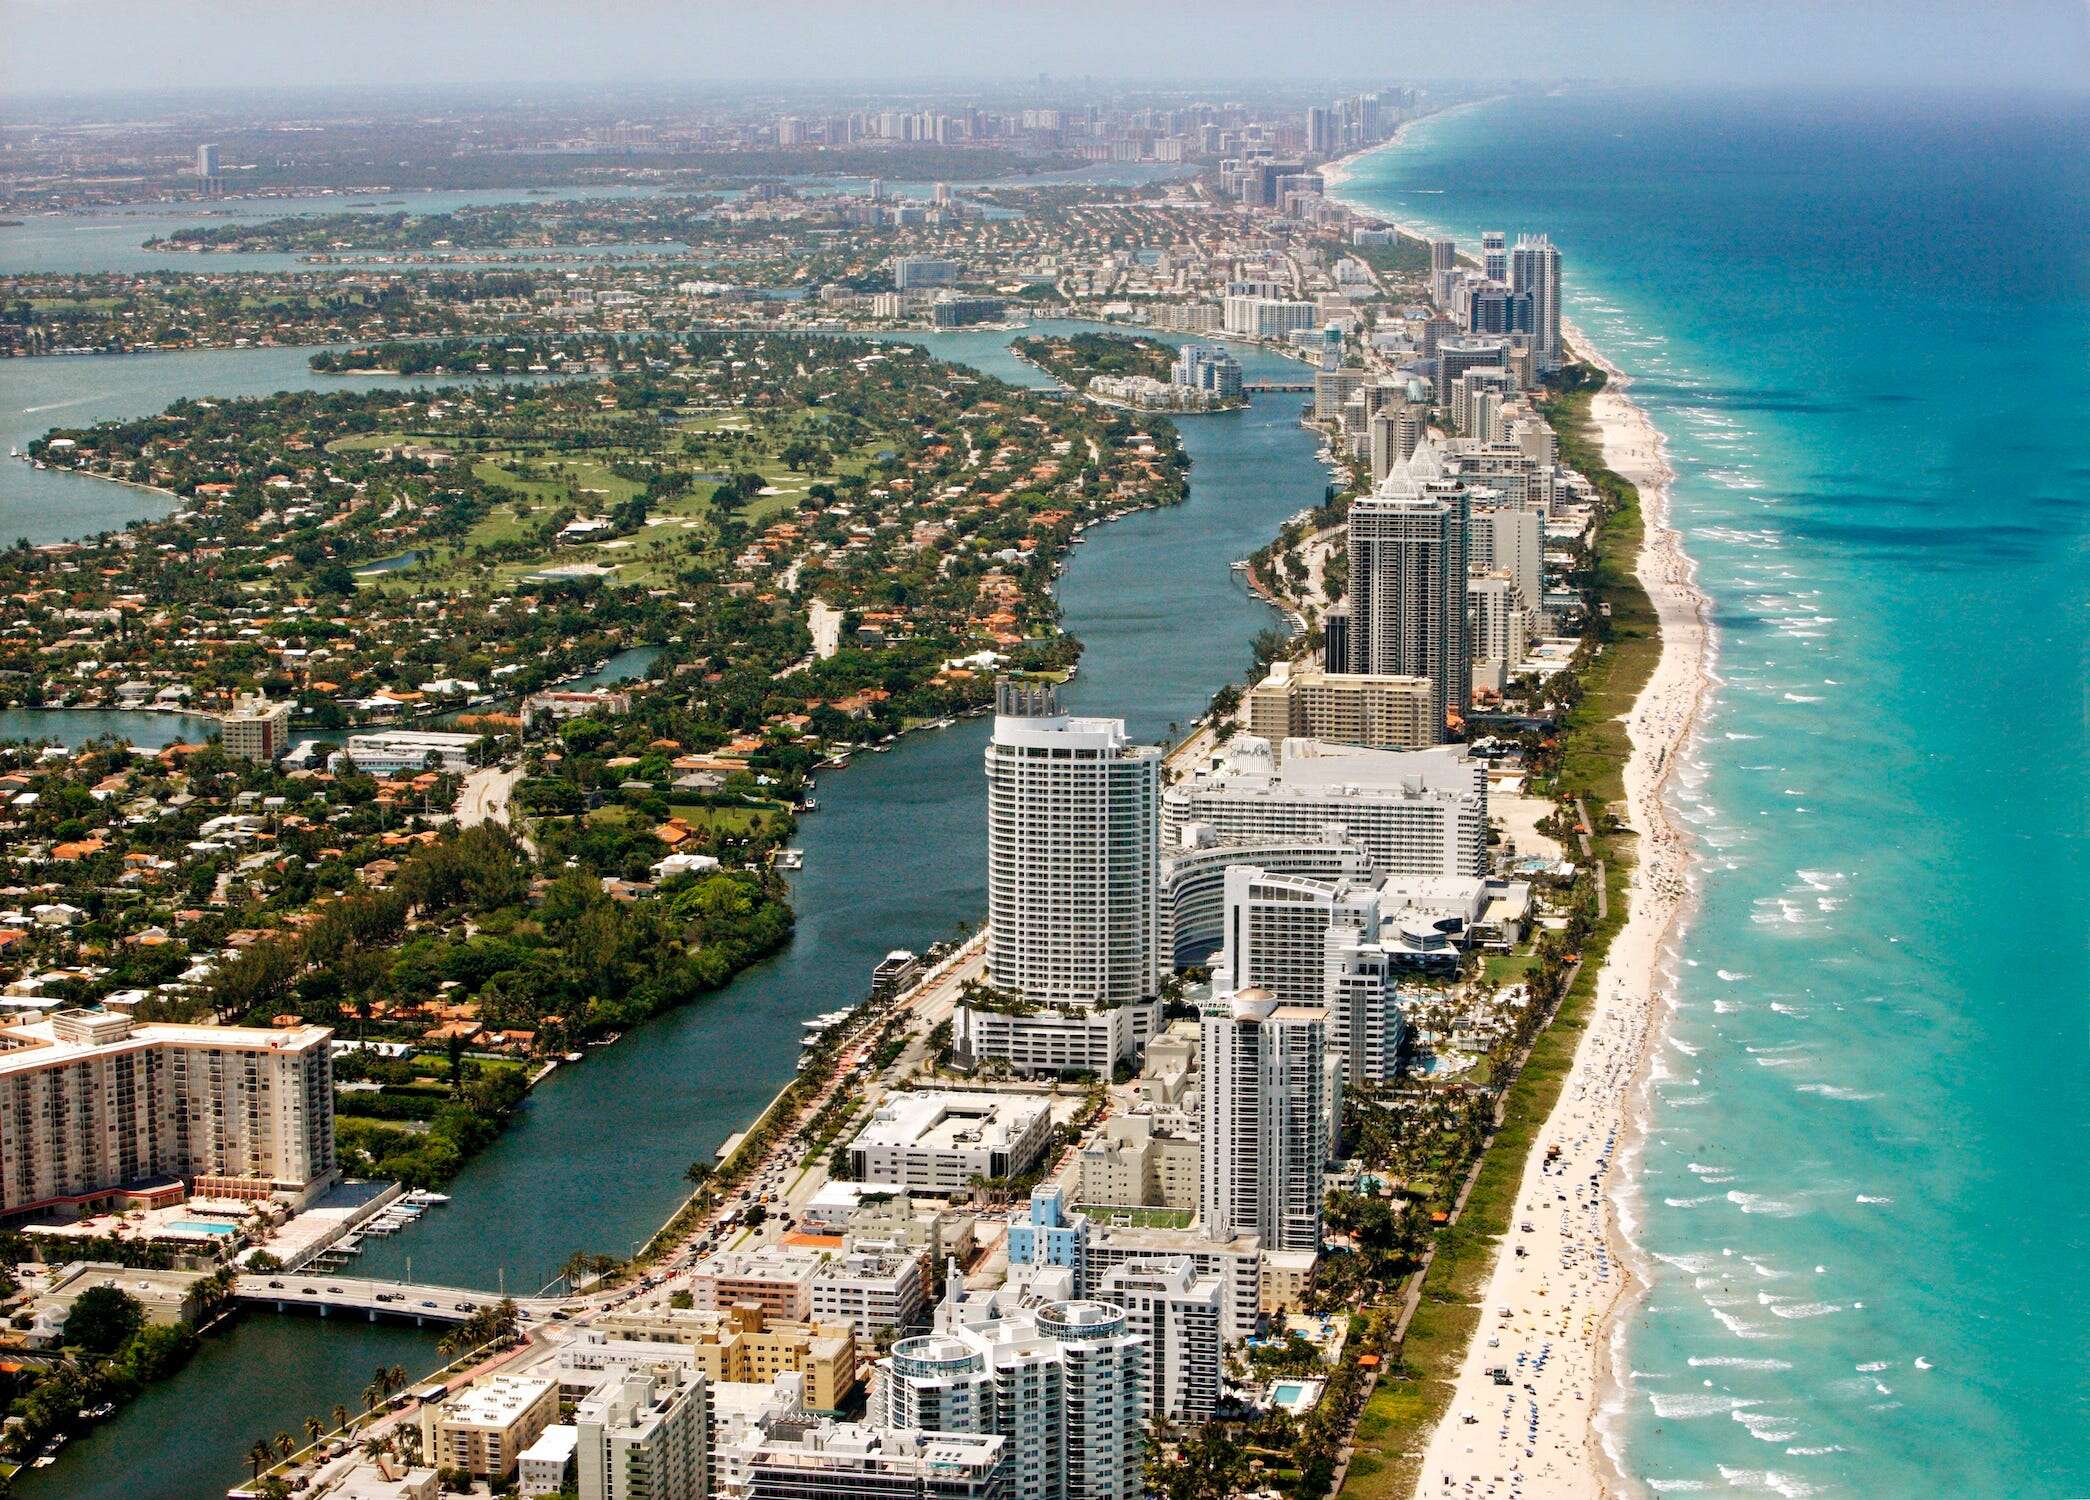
[363,1381,385,1413]
[275,1431,296,1461]
[331,1404,351,1434]
[248,1439,274,1482]
[386,1365,408,1396]
[304,1416,324,1446]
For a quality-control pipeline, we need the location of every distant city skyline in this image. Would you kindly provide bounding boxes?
[4,0,2085,98]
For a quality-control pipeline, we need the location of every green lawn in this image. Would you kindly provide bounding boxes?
[1072,1204,1194,1230]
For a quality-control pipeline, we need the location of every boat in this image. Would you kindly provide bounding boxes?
[564,1051,585,1063]
[801,797,819,812]
[777,848,805,869]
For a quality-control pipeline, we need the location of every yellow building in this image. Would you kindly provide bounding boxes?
[1244,663,1437,754]
[418,1374,558,1482]
[596,1303,858,1413]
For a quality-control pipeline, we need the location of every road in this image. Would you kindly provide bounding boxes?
[454,763,533,854]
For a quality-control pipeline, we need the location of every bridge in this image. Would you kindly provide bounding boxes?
[1243,380,1314,392]
[241,1274,567,1326]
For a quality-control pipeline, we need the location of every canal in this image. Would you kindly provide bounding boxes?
[2,326,1326,1499]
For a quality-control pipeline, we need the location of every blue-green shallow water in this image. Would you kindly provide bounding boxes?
[3,321,1320,1496]
[1340,89,2089,1495]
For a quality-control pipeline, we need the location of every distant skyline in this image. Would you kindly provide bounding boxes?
[5,0,2087,99]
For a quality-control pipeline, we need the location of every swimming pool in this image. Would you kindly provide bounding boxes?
[166,1220,238,1236]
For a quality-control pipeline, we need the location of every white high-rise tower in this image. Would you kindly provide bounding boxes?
[1510,234,1563,371]
[1199,989,1329,1252]
[984,681,1162,1009]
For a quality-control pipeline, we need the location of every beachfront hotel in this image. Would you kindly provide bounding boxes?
[0,1009,336,1217]
[1162,736,1487,880]
[967,681,1163,1074]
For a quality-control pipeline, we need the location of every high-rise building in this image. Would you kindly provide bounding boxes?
[1243,661,1437,754]
[1345,479,1470,731]
[0,1010,335,1214]
[1305,106,1333,157]
[1510,235,1563,371]
[1467,573,1529,684]
[1482,230,1507,283]
[873,1279,1146,1500]
[218,695,292,763]
[1222,295,1318,341]
[983,682,1161,1011]
[1170,343,1242,401]
[1199,990,1328,1252]
[1477,505,1545,612]
[1214,865,1338,1009]
[890,255,959,290]
[576,1368,711,1500]
[195,143,220,180]
[1094,1259,1225,1422]
[421,1375,561,1484]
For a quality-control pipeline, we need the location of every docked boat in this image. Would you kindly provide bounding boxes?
[778,848,805,869]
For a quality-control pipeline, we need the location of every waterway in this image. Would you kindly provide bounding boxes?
[0,706,219,750]
[3,318,1323,1497]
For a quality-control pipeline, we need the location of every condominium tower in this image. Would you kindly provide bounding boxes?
[0,1010,336,1215]
[1344,479,1470,733]
[1199,990,1329,1252]
[984,682,1161,1009]
[874,1285,1146,1500]
[1509,234,1563,371]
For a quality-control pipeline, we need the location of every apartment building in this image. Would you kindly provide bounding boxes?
[0,1010,335,1217]
[420,1375,560,1483]
[575,1367,710,1500]
[593,1305,858,1413]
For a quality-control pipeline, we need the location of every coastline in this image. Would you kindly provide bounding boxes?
[1315,103,1712,1499]
[1413,328,1709,1499]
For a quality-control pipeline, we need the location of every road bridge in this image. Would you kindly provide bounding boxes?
[240,1274,565,1326]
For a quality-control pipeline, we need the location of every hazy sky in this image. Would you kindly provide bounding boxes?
[6,0,2086,98]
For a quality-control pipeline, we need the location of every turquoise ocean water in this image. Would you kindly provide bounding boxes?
[1339,90,2089,1495]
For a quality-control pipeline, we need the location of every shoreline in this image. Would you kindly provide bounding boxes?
[1315,98,1712,1499]
[1413,328,1710,1500]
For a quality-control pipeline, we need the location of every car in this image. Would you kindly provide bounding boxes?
[421,1299,438,1308]
[327,1285,343,1294]
[268,1280,285,1289]
[302,1287,318,1295]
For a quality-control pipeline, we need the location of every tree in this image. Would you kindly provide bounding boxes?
[248,1438,275,1482]
[1144,1422,1251,1500]
[64,1284,144,1355]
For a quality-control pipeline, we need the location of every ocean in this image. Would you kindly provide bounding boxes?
[1337,89,2089,1496]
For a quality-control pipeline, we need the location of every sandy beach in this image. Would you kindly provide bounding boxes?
[1411,326,1711,1500]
